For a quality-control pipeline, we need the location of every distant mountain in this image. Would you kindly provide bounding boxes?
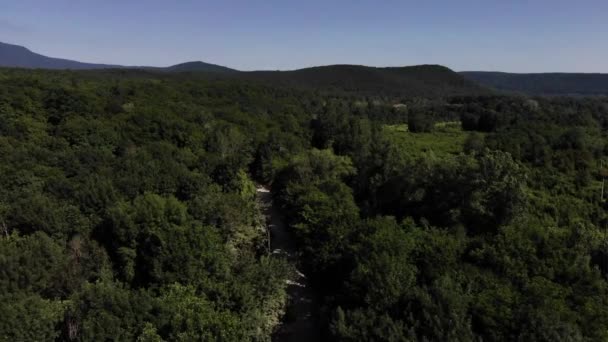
[1,41,487,97]
[0,41,123,69]
[0,41,236,72]
[240,64,488,97]
[461,71,608,96]
[165,61,237,73]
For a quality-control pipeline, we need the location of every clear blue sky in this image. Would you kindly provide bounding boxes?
[1,0,606,72]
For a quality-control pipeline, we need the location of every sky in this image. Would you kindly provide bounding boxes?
[0,0,607,72]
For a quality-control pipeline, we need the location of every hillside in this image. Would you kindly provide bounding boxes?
[241,64,489,97]
[165,61,238,73]
[461,71,608,95]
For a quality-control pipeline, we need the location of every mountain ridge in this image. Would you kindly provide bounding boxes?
[14,41,608,96]
[460,71,608,95]
[0,41,488,97]
[164,61,237,73]
[238,64,485,97]
[0,41,123,70]
[0,41,236,72]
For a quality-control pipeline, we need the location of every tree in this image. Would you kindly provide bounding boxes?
[463,132,485,155]
[408,112,434,133]
[0,293,65,341]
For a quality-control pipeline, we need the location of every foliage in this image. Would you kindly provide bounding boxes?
[0,68,607,341]
[0,69,303,340]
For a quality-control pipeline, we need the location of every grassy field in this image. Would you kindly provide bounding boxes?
[384,122,471,158]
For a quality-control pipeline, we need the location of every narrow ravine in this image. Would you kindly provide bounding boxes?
[256,186,321,342]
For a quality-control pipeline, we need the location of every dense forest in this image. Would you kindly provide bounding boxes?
[1,67,607,341]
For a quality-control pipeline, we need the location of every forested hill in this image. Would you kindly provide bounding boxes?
[229,65,489,97]
[145,64,489,98]
[239,64,489,97]
[461,71,608,95]
[165,61,238,73]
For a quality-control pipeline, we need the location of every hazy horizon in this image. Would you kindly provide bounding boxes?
[2,0,607,73]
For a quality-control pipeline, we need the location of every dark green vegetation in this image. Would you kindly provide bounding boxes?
[0,69,301,340]
[242,65,486,97]
[462,71,608,96]
[1,66,608,341]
